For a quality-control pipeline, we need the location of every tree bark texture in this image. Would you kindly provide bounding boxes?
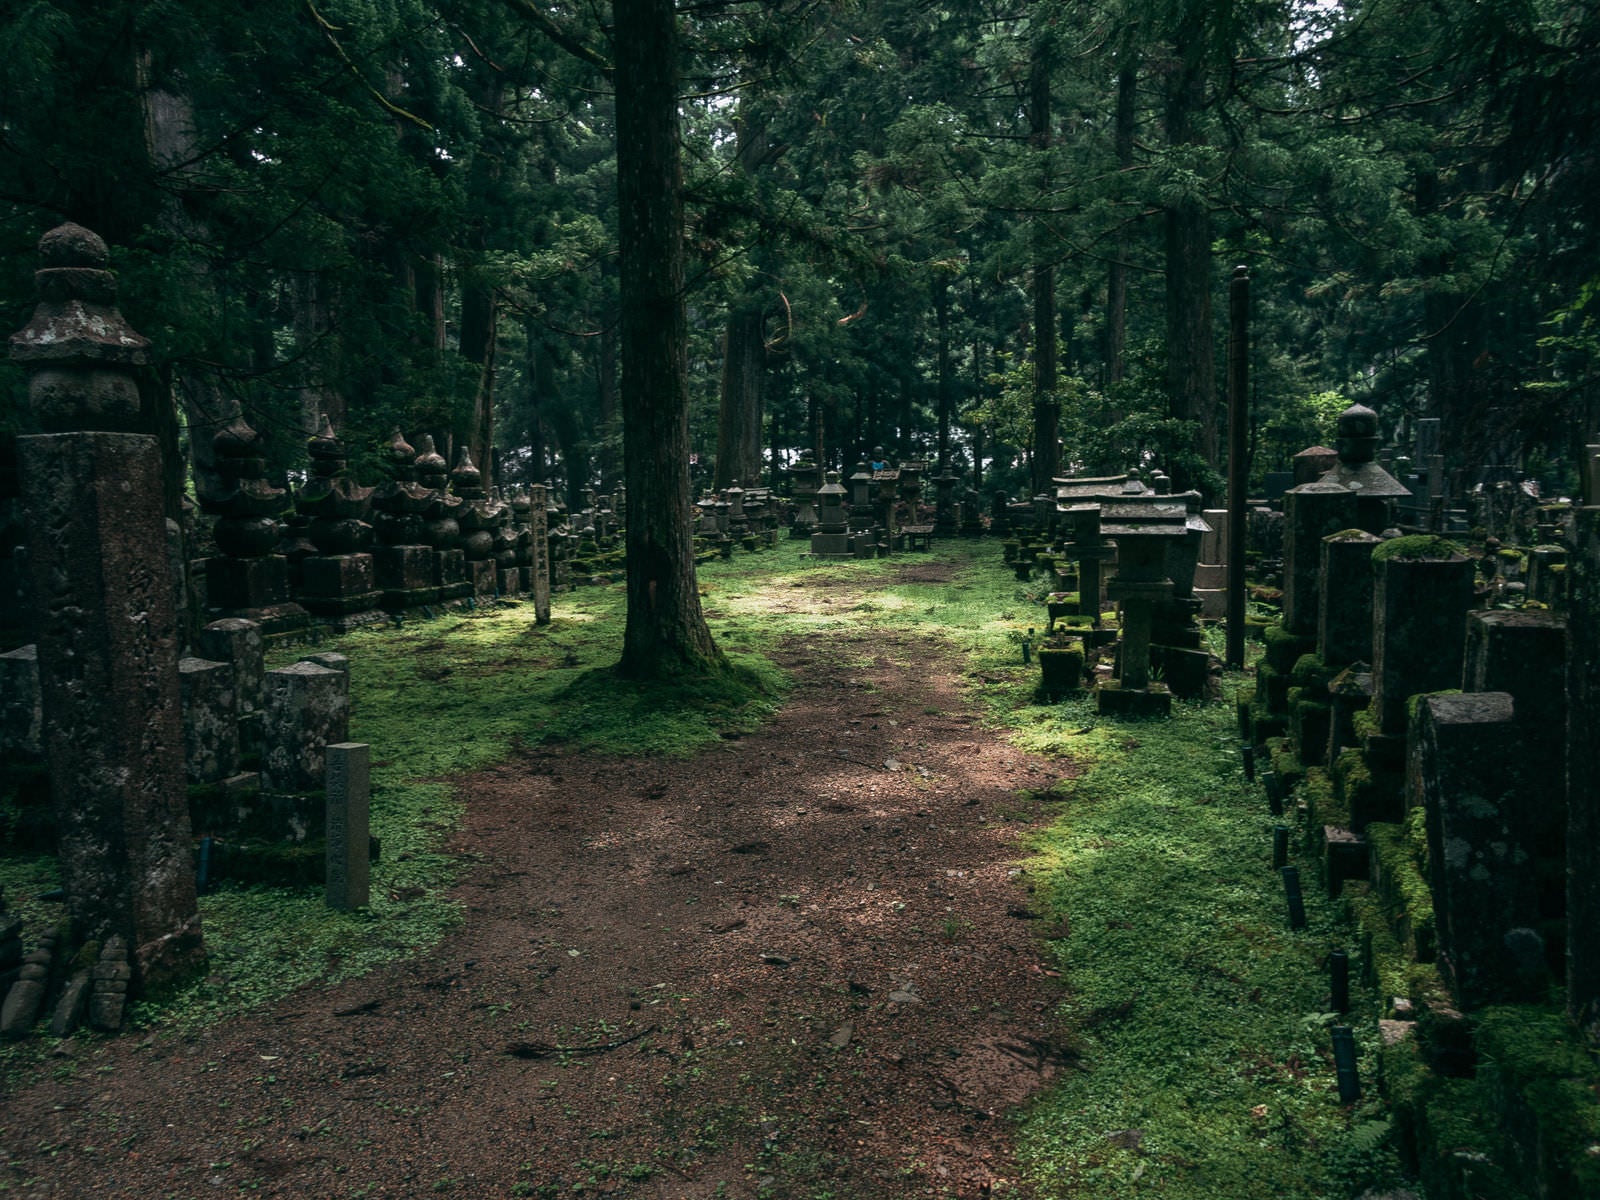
[1162,18,1218,489]
[613,0,722,679]
[1029,37,1060,495]
[714,304,766,488]
[1105,57,1137,386]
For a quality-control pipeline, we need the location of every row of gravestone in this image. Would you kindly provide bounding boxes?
[183,412,554,642]
[1244,514,1596,1196]
[1,618,350,848]
[0,617,358,1042]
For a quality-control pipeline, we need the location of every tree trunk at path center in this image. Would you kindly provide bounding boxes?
[614,0,724,680]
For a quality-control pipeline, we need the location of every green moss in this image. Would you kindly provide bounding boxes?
[1352,700,1381,742]
[1014,668,1413,1198]
[1370,534,1466,563]
[1333,746,1378,820]
[1404,804,1430,866]
[1301,766,1346,828]
[1348,886,1412,1005]
[1290,652,1335,691]
[1406,688,1461,723]
[1263,622,1314,673]
[1269,737,1306,789]
[1367,821,1436,961]
[1413,1077,1526,1199]
[1328,528,1375,542]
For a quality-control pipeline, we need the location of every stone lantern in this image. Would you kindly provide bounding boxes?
[1096,510,1186,717]
[851,464,876,524]
[725,479,747,535]
[811,470,852,558]
[1320,403,1411,534]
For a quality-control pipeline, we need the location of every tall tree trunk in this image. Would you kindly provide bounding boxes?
[1162,16,1218,492]
[714,305,766,487]
[1029,36,1060,496]
[1105,56,1137,387]
[934,275,953,470]
[614,0,722,680]
[595,258,620,487]
[1164,196,1216,471]
[141,60,239,509]
[713,104,770,489]
[458,273,497,481]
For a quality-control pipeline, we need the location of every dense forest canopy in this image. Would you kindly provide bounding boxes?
[3,0,1597,503]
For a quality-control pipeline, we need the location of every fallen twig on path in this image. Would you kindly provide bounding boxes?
[502,1025,658,1059]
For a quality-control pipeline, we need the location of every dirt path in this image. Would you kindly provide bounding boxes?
[1,611,1076,1199]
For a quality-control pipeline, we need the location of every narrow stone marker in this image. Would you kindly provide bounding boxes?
[325,742,371,911]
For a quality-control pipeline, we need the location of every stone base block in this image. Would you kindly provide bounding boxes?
[809,532,852,558]
[179,656,240,784]
[1323,825,1369,898]
[299,554,380,617]
[469,559,497,600]
[234,602,312,644]
[207,555,291,611]
[0,644,42,758]
[435,548,467,587]
[1095,681,1173,718]
[1160,646,1211,700]
[1194,587,1227,620]
[374,544,434,592]
[498,568,522,597]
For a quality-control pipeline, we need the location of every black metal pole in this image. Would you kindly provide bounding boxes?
[1226,266,1250,669]
[1273,824,1289,871]
[1264,770,1284,817]
[1282,865,1307,930]
[1331,949,1350,1013]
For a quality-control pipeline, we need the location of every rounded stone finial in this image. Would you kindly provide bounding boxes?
[308,413,343,460]
[37,223,110,269]
[10,222,149,415]
[413,434,446,472]
[1337,403,1379,439]
[1336,402,1381,465]
[213,415,262,459]
[451,446,482,489]
[385,428,414,462]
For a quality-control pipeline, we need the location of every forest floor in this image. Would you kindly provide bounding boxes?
[0,562,1079,1199]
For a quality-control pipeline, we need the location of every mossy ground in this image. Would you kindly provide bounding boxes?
[999,686,1410,1197]
[1,541,1419,1195]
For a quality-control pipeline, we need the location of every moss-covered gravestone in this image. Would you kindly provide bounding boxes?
[1407,692,1545,1008]
[1371,536,1474,738]
[1318,529,1380,668]
[1282,479,1357,637]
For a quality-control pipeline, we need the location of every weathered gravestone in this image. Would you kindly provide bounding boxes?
[526,483,552,624]
[10,224,204,991]
[261,660,350,841]
[1282,478,1357,637]
[1371,538,1474,738]
[1408,692,1545,1008]
[1318,529,1381,669]
[1463,610,1568,869]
